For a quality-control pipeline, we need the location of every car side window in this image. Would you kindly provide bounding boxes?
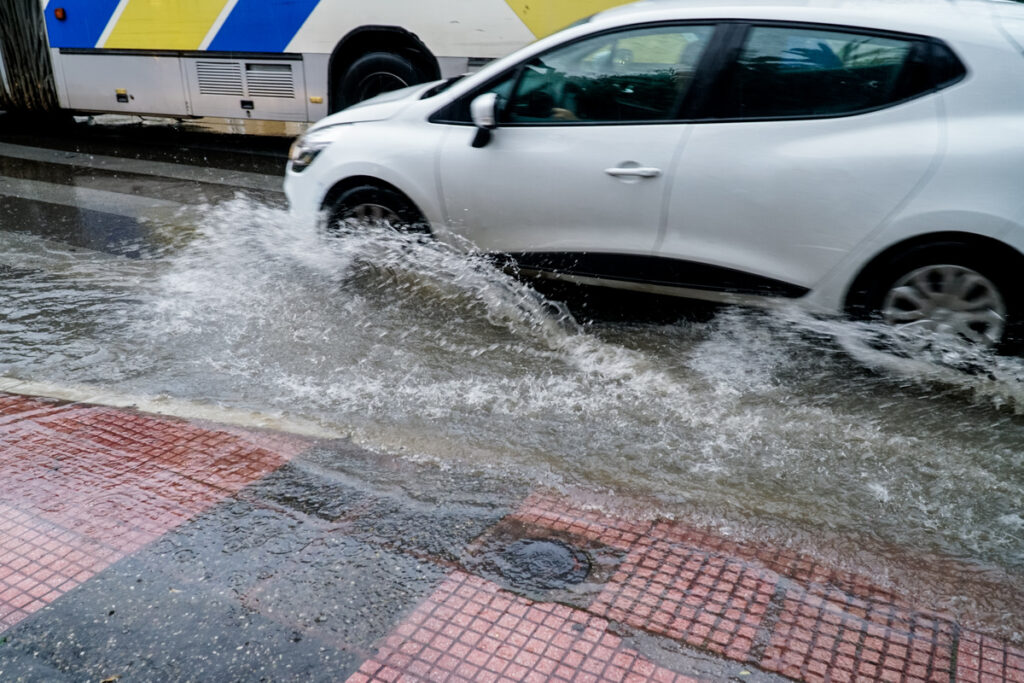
[715,26,925,118]
[501,25,715,124]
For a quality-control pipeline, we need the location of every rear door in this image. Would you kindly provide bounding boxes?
[659,23,946,297]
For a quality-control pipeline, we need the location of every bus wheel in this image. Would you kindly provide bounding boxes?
[337,52,423,109]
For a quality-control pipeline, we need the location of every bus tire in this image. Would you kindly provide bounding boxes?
[337,51,424,110]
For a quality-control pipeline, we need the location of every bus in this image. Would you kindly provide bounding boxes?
[0,0,631,124]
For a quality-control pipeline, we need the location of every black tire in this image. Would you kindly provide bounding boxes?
[848,242,1022,355]
[336,51,423,110]
[325,184,428,233]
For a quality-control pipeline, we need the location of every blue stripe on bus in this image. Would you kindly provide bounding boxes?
[45,0,122,49]
[206,0,321,53]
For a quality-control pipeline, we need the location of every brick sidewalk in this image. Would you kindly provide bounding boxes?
[351,493,1023,683]
[0,393,1021,682]
[0,394,304,631]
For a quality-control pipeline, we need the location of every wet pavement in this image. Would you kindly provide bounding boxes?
[0,392,1022,682]
[1,114,1023,679]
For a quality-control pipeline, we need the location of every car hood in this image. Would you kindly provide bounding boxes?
[308,82,442,130]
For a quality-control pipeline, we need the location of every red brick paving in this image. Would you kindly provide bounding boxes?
[400,491,1016,683]
[957,632,1024,683]
[760,587,955,682]
[592,537,776,661]
[0,394,306,631]
[2,394,1023,682]
[349,571,701,683]
[505,493,652,552]
[0,503,120,628]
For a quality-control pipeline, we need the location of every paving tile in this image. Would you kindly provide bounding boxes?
[502,492,1017,683]
[0,503,118,629]
[3,399,1023,683]
[591,534,776,660]
[506,492,653,552]
[759,586,956,683]
[0,394,306,634]
[957,631,1024,683]
[645,522,906,608]
[351,571,702,683]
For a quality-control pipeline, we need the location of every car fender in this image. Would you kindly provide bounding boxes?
[306,120,446,229]
[805,208,1024,314]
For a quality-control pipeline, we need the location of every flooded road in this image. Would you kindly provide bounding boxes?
[1,116,1022,641]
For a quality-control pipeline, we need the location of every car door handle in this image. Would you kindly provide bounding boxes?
[605,166,662,178]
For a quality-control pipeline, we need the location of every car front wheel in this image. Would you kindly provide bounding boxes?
[324,184,428,233]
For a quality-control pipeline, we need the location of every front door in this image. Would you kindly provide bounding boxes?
[437,24,716,284]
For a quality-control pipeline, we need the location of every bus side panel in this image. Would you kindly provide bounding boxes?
[43,0,122,49]
[184,56,309,121]
[103,0,228,50]
[503,0,632,38]
[50,49,70,109]
[285,0,535,59]
[302,53,330,121]
[57,52,190,116]
[207,0,320,52]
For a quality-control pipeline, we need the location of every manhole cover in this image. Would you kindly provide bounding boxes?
[495,538,591,591]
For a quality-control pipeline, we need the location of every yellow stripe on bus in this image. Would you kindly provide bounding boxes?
[103,0,230,50]
[504,0,633,38]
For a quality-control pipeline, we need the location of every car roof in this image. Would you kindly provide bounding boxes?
[588,0,1022,44]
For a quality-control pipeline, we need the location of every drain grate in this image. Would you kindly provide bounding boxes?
[495,538,591,591]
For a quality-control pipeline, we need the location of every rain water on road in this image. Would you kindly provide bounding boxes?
[0,119,1021,641]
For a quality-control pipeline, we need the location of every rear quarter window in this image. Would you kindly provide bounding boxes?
[712,25,963,120]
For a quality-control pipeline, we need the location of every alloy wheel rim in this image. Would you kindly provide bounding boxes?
[881,264,1006,348]
[346,202,402,226]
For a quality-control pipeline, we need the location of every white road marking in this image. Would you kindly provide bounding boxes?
[0,377,348,440]
[0,141,283,193]
[0,176,181,218]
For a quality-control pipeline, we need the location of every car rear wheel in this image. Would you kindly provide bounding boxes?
[854,243,1021,355]
[881,264,1006,346]
[325,184,428,233]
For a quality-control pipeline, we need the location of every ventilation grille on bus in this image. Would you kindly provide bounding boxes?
[245,63,295,98]
[196,61,244,96]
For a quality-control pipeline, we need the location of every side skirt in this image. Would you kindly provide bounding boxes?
[499,252,810,305]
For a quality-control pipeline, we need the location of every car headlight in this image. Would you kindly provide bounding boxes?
[288,127,340,172]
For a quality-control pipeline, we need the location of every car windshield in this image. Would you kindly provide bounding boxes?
[421,74,468,99]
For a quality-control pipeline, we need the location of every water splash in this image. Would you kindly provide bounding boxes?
[1,197,1022,636]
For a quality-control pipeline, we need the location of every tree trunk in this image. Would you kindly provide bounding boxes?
[0,0,59,112]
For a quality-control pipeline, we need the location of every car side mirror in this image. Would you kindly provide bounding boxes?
[470,92,499,148]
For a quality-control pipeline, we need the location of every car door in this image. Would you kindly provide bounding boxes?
[660,23,945,297]
[436,24,717,282]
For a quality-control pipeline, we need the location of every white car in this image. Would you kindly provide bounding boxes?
[285,0,1024,352]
